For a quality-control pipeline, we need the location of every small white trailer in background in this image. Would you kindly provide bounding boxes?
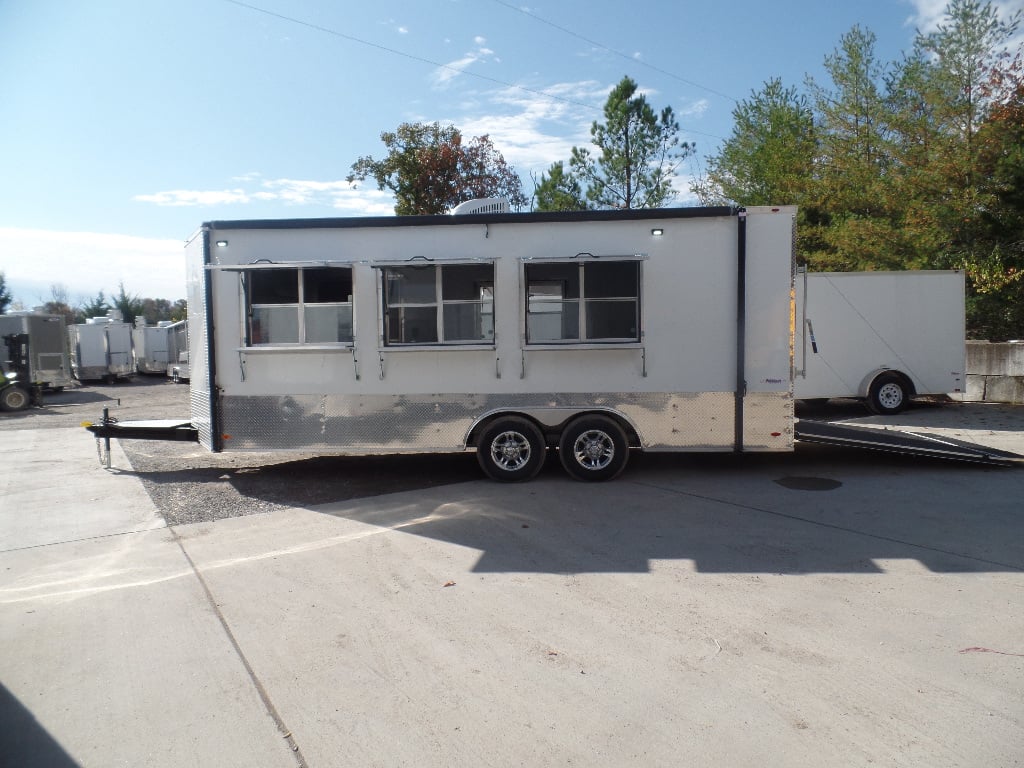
[68,311,134,382]
[794,270,966,414]
[168,321,190,383]
[0,311,74,390]
[133,318,187,374]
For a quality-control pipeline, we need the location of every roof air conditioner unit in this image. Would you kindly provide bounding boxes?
[450,198,511,215]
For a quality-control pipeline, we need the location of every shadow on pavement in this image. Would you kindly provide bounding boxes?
[307,447,1024,576]
[0,683,81,768]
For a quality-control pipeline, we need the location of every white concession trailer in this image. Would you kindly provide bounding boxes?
[795,270,966,413]
[87,206,1021,475]
[183,206,796,480]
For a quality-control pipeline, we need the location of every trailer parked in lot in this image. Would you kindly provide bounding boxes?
[187,205,797,480]
[168,320,190,383]
[794,270,966,414]
[68,312,134,382]
[133,319,187,374]
[0,311,74,390]
[86,205,1023,475]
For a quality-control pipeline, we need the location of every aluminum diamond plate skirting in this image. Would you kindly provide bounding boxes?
[215,391,792,454]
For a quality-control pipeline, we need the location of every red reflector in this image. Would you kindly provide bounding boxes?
[771,432,782,437]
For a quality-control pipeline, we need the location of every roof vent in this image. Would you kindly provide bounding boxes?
[450,198,511,215]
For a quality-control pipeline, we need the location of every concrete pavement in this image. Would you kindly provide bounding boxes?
[1,430,297,767]
[2,407,1023,767]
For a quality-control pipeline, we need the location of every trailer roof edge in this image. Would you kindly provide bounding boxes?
[201,206,739,232]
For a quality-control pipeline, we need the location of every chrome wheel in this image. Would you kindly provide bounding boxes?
[558,415,629,482]
[476,417,546,481]
[489,430,534,472]
[571,429,616,471]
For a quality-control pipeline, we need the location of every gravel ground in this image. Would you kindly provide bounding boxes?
[1,376,481,525]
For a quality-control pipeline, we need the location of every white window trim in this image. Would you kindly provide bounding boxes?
[522,259,643,345]
[246,266,354,347]
[378,262,496,347]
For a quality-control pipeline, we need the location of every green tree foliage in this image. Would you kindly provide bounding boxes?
[112,282,145,326]
[141,298,173,325]
[907,0,1023,337]
[958,54,1024,338]
[170,299,187,322]
[804,26,917,271]
[0,272,12,315]
[692,0,1023,337]
[348,122,528,214]
[43,283,76,325]
[692,78,815,208]
[570,76,693,209]
[532,161,589,211]
[78,291,110,321]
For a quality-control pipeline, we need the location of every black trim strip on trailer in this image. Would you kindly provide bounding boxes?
[202,228,223,452]
[734,209,747,453]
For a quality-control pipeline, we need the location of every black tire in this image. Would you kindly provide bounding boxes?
[558,415,629,482]
[0,385,31,412]
[866,372,909,415]
[476,416,546,482]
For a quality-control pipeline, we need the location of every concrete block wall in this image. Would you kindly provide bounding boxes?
[965,341,1024,403]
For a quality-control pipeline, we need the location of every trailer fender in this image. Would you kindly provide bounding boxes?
[465,407,642,448]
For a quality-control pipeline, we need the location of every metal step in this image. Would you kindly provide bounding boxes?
[794,419,1024,467]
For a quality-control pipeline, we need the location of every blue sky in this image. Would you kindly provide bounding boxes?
[1,0,1019,305]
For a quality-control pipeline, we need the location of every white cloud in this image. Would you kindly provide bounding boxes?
[905,0,948,32]
[133,189,251,207]
[0,228,187,303]
[432,37,500,86]
[434,55,481,85]
[455,80,605,173]
[133,177,396,216]
[906,0,1024,33]
[679,98,710,118]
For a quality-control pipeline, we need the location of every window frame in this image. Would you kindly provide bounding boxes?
[523,256,643,345]
[245,265,355,347]
[377,260,496,347]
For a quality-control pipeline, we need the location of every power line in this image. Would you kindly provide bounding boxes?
[224,0,597,111]
[222,0,726,141]
[487,0,738,103]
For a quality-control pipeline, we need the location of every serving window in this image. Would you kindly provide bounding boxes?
[525,260,640,343]
[248,266,353,345]
[381,263,494,345]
